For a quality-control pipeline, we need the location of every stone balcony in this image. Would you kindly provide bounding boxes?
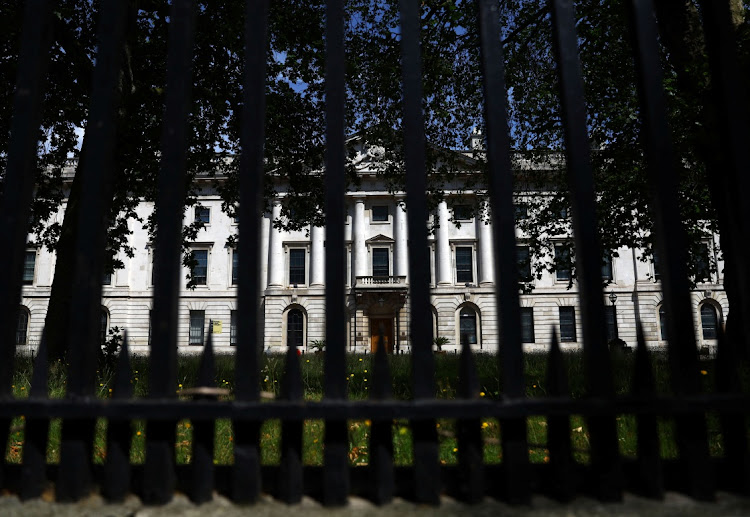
[354,275,408,289]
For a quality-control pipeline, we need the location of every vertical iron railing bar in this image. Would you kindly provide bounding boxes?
[233,0,269,503]
[625,0,712,500]
[279,343,304,503]
[323,0,349,506]
[456,341,483,503]
[0,0,52,401]
[369,334,394,504]
[144,0,197,505]
[545,330,575,501]
[190,330,217,503]
[549,0,621,501]
[398,0,440,504]
[103,332,133,502]
[476,0,530,503]
[697,0,750,362]
[20,330,49,500]
[57,0,129,502]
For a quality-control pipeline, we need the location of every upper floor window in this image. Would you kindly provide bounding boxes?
[653,250,661,281]
[23,250,35,285]
[554,244,572,282]
[189,310,205,345]
[195,206,210,224]
[372,205,388,222]
[372,248,389,278]
[190,249,208,285]
[520,307,535,343]
[514,203,529,220]
[289,248,306,285]
[232,250,239,285]
[456,246,473,283]
[452,205,472,221]
[100,307,109,344]
[559,306,576,342]
[517,245,532,282]
[602,253,613,282]
[700,304,718,340]
[558,207,569,219]
[102,271,112,285]
[694,243,711,283]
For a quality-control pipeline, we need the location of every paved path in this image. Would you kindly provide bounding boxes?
[1,492,749,516]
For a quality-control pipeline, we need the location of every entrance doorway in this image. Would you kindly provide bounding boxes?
[370,317,394,354]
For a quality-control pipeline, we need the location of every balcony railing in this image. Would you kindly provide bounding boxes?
[355,275,407,287]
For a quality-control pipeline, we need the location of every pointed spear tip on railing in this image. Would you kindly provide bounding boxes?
[113,329,133,398]
[29,328,48,397]
[197,329,216,389]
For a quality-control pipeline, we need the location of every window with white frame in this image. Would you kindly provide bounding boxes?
[602,252,613,282]
[517,245,532,282]
[189,310,205,345]
[520,307,535,343]
[194,206,210,224]
[455,246,473,284]
[289,248,306,285]
[100,307,109,345]
[554,244,572,282]
[287,309,304,348]
[459,307,479,346]
[700,304,718,340]
[190,249,209,285]
[371,205,388,222]
[559,306,576,342]
[22,250,35,285]
[230,310,237,346]
[452,204,472,221]
[231,249,239,285]
[694,242,711,283]
[372,248,389,278]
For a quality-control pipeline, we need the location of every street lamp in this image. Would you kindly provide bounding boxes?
[608,292,619,340]
[608,291,617,305]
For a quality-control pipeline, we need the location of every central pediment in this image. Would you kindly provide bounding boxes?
[366,234,394,244]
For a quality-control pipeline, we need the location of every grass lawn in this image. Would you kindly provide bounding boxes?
[4,350,741,467]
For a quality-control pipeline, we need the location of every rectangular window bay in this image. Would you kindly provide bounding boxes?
[559,306,576,342]
[289,248,305,285]
[456,246,473,283]
[372,248,389,278]
[189,310,205,345]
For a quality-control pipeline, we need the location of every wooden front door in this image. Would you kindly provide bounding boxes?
[370,318,393,354]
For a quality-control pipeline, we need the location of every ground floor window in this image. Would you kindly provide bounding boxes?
[520,307,535,343]
[700,304,718,339]
[189,310,205,345]
[16,307,29,346]
[459,307,478,346]
[230,310,237,346]
[659,305,668,341]
[287,309,304,348]
[604,305,617,342]
[559,306,576,342]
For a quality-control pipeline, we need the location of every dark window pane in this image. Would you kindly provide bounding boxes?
[517,246,531,282]
[555,245,571,281]
[16,308,28,346]
[604,305,617,342]
[289,249,305,284]
[602,253,613,281]
[372,205,388,222]
[232,251,239,285]
[701,304,718,339]
[192,250,208,285]
[103,271,112,285]
[189,310,205,345]
[287,309,304,348]
[100,309,109,344]
[659,305,668,341]
[456,247,473,283]
[520,307,535,343]
[148,310,152,346]
[230,310,237,346]
[514,203,528,220]
[559,307,576,342]
[653,250,661,281]
[373,248,389,278]
[453,205,471,221]
[695,243,710,282]
[23,251,35,285]
[459,308,477,345]
[195,206,210,223]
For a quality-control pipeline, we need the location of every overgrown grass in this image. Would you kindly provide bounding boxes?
[5,351,745,467]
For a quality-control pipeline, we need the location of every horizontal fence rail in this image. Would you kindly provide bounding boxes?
[0,0,748,507]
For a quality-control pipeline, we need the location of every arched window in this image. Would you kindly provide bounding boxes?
[700,304,718,340]
[459,307,478,346]
[658,305,668,341]
[287,309,304,348]
[16,306,29,346]
[101,307,109,344]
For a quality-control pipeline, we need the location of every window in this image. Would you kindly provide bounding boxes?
[554,245,572,281]
[604,305,617,342]
[694,243,711,283]
[22,250,35,285]
[289,249,305,285]
[520,307,535,343]
[189,310,205,345]
[517,245,532,282]
[653,250,661,281]
[700,304,718,340]
[559,207,569,219]
[452,205,472,221]
[456,246,473,283]
[459,307,478,346]
[372,248,389,278]
[195,206,210,224]
[230,310,237,346]
[514,203,528,220]
[191,249,208,285]
[602,253,613,282]
[148,309,153,346]
[559,307,576,342]
[100,308,109,344]
[16,307,29,346]
[658,305,668,341]
[103,271,112,285]
[287,309,304,348]
[372,205,388,222]
[232,250,239,285]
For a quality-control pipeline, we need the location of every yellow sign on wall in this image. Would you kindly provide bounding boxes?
[212,320,222,334]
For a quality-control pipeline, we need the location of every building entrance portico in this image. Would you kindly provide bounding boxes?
[370,317,394,353]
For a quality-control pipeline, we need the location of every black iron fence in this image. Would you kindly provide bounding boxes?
[0,0,748,506]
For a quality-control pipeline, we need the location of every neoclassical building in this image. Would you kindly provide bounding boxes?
[17,147,728,354]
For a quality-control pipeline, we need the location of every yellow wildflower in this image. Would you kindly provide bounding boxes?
[481,422,489,429]
[359,358,363,362]
[453,447,458,453]
[479,391,485,397]
[700,370,708,375]
[136,431,142,436]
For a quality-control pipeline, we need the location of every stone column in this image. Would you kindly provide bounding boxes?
[477,203,494,285]
[352,197,367,281]
[393,197,408,280]
[267,199,284,288]
[259,213,270,292]
[436,200,452,285]
[310,224,325,286]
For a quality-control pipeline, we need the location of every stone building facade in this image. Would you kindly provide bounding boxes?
[16,150,728,354]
